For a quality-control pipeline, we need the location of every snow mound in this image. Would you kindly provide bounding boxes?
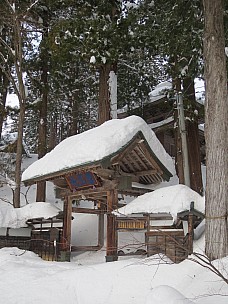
[114,184,204,221]
[146,285,194,304]
[0,202,61,228]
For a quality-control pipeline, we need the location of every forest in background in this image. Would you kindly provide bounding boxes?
[0,0,208,149]
[0,0,227,260]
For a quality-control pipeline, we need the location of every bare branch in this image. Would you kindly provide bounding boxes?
[0,62,20,97]
[0,37,15,58]
[189,252,228,285]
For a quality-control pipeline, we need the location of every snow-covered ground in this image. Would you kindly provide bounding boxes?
[0,244,227,304]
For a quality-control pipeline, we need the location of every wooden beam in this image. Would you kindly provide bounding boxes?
[130,169,158,177]
[111,136,141,164]
[119,187,152,196]
[71,245,101,252]
[61,188,108,200]
[72,207,104,214]
[138,142,163,175]
[95,168,116,179]
[124,154,139,172]
[53,178,68,189]
[131,148,148,170]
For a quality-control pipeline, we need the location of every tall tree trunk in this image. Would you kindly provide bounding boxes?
[0,27,10,140]
[203,0,228,260]
[98,63,112,125]
[13,17,26,208]
[48,115,57,152]
[70,95,78,136]
[13,103,25,208]
[69,64,79,136]
[183,77,203,195]
[36,14,49,202]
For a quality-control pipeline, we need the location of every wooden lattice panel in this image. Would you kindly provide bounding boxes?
[117,219,146,230]
[145,230,188,263]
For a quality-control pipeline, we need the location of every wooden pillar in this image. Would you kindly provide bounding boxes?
[98,201,105,248]
[106,189,118,262]
[61,196,72,261]
[188,213,194,254]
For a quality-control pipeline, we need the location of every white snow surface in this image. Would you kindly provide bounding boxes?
[145,285,194,304]
[114,184,204,220]
[0,247,227,304]
[0,202,61,228]
[22,116,175,182]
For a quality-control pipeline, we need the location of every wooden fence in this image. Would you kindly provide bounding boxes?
[0,235,68,261]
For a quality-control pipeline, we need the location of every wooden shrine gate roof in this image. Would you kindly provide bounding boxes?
[23,131,173,200]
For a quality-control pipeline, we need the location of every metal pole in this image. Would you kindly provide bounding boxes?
[176,92,191,187]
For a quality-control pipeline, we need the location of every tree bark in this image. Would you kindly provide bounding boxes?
[48,114,57,151]
[203,0,228,260]
[13,103,25,208]
[98,63,112,125]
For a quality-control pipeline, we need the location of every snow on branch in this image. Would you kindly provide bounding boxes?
[22,0,40,19]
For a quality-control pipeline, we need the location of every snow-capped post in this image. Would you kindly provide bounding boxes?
[176,92,191,187]
[109,70,117,119]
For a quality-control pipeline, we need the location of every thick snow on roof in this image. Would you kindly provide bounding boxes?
[0,202,61,228]
[149,81,172,98]
[22,116,175,182]
[114,184,204,221]
[148,116,174,129]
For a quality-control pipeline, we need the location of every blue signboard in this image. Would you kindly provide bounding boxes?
[66,171,99,191]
